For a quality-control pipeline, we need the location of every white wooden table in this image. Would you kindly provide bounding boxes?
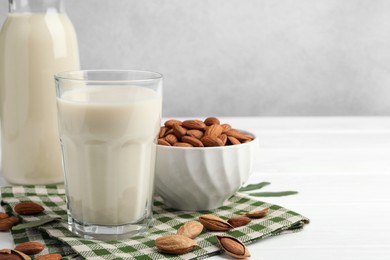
[1,117,390,259]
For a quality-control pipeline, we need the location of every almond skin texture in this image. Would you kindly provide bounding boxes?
[199,214,233,231]
[164,119,182,128]
[220,134,228,145]
[165,128,174,136]
[204,124,223,138]
[181,136,204,147]
[182,120,206,130]
[201,136,224,147]
[158,139,171,146]
[159,127,168,138]
[217,235,250,259]
[0,212,9,220]
[226,130,252,142]
[14,202,44,215]
[186,129,204,139]
[165,134,178,145]
[176,221,204,239]
[204,117,220,126]
[155,234,197,255]
[228,136,241,145]
[0,217,19,232]
[241,208,269,218]
[34,254,62,260]
[172,124,187,138]
[227,216,252,228]
[0,249,31,260]
[15,241,45,255]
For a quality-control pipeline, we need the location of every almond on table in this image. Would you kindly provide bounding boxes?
[14,201,44,215]
[14,241,45,255]
[227,216,252,228]
[199,214,233,231]
[0,217,19,232]
[176,221,204,239]
[158,117,254,147]
[241,208,269,218]
[155,234,197,255]
[217,235,251,259]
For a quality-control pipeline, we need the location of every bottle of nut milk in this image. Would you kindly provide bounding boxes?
[0,0,80,184]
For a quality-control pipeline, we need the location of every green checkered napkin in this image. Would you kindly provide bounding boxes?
[1,185,309,259]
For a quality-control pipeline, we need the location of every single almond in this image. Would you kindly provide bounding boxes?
[155,234,197,255]
[182,120,206,130]
[34,254,62,260]
[0,217,19,232]
[217,235,250,259]
[159,127,168,138]
[201,136,224,147]
[186,129,204,139]
[226,130,251,142]
[181,136,204,147]
[0,212,9,220]
[15,241,45,255]
[176,221,204,239]
[204,117,220,126]
[199,214,233,231]
[228,136,241,145]
[227,216,252,228]
[165,134,178,145]
[164,119,182,128]
[158,138,171,146]
[0,249,31,260]
[173,142,193,147]
[204,124,223,138]
[241,208,269,218]
[172,124,187,138]
[14,202,44,215]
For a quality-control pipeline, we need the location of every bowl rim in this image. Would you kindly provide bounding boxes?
[157,129,258,150]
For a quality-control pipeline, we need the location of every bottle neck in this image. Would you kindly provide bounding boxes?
[9,0,64,14]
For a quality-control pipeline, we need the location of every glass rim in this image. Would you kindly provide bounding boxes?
[55,69,163,83]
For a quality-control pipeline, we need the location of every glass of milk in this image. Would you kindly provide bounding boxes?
[55,70,162,240]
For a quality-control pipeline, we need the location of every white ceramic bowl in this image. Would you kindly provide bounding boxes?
[154,131,258,211]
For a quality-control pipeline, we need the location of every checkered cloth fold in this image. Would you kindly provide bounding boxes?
[1,185,309,259]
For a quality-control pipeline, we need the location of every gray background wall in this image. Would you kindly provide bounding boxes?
[1,0,390,117]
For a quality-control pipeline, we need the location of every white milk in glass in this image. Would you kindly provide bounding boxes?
[0,13,80,184]
[57,86,161,225]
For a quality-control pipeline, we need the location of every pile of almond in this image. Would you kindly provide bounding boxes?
[155,208,269,259]
[158,117,254,147]
[0,202,63,260]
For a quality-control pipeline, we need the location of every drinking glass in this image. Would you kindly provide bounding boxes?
[55,70,162,240]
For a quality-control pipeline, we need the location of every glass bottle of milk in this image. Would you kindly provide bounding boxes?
[0,0,80,184]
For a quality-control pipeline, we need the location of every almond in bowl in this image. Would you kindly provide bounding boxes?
[158,117,254,148]
[155,117,258,211]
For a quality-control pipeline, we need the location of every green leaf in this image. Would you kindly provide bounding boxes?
[12,216,62,231]
[239,182,271,192]
[248,191,298,197]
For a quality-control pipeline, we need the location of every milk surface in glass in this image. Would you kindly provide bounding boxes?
[57,85,161,225]
[0,13,80,184]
